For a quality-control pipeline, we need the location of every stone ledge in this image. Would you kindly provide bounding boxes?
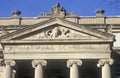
[4,52,111,60]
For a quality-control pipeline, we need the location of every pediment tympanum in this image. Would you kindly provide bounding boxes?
[1,18,114,42]
[18,25,98,40]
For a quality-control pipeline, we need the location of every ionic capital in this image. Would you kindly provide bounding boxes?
[5,60,16,66]
[67,59,82,68]
[32,59,47,68]
[97,59,113,67]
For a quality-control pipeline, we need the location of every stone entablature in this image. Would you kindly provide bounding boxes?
[4,44,110,53]
[3,43,111,60]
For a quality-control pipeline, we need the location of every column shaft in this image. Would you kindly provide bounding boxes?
[102,63,111,78]
[32,60,47,78]
[67,60,82,78]
[35,64,43,78]
[97,59,113,78]
[70,64,79,78]
[4,65,12,78]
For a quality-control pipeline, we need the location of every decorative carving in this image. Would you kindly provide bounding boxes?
[48,27,59,38]
[5,60,16,66]
[38,3,78,18]
[40,12,47,17]
[95,9,105,17]
[11,10,21,18]
[97,59,114,67]
[21,24,100,40]
[32,60,47,68]
[67,12,77,17]
[50,3,66,18]
[5,44,110,52]
[38,26,70,39]
[67,59,82,68]
[105,25,112,34]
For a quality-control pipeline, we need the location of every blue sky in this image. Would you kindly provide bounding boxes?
[0,0,120,17]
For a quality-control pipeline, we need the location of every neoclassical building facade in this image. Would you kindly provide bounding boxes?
[0,3,120,78]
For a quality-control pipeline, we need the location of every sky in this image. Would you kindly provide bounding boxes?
[0,0,120,17]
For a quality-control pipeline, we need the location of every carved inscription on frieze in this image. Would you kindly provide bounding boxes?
[4,44,110,53]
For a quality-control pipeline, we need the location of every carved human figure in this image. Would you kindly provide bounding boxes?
[50,27,59,38]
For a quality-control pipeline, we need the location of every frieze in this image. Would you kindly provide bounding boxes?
[4,44,110,53]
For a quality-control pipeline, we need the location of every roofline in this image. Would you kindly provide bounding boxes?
[0,16,120,19]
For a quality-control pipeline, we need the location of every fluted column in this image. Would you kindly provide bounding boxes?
[4,60,16,78]
[67,59,82,78]
[32,60,47,78]
[97,59,113,78]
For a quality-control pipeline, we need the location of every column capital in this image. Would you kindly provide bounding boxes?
[67,59,82,68]
[32,59,47,68]
[97,59,113,67]
[5,60,16,66]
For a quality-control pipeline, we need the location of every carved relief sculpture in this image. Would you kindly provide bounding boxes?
[50,3,66,18]
[38,26,70,39]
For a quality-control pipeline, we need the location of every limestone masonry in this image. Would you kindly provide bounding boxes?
[0,3,120,78]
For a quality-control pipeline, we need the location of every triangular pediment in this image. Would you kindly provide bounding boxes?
[1,18,114,42]
[17,24,99,40]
